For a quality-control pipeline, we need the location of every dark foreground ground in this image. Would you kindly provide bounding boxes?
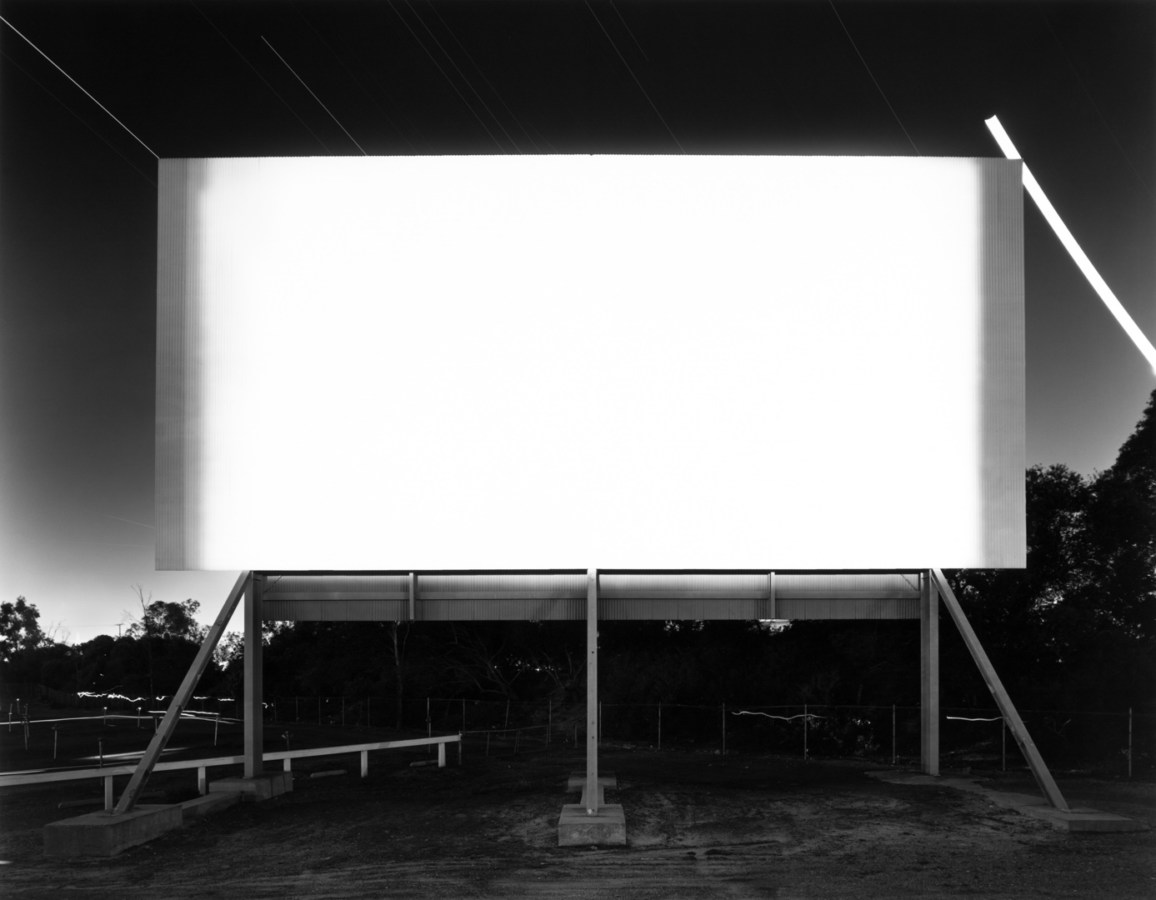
[1,748,1153,899]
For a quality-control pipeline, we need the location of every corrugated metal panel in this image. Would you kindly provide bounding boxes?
[263,599,408,622]
[777,598,920,620]
[257,571,921,622]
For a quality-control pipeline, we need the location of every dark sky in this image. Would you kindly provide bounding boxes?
[1,0,1153,642]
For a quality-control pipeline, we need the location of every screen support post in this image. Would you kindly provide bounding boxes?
[920,570,940,776]
[243,572,264,778]
[585,568,599,815]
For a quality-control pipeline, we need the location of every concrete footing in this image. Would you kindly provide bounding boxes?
[44,804,183,858]
[558,803,627,846]
[209,771,293,801]
[180,792,241,819]
[558,771,626,846]
[867,770,1149,834]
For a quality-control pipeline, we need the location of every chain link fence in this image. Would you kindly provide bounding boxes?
[4,684,1151,777]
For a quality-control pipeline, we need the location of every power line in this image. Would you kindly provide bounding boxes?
[262,36,367,155]
[424,1,543,152]
[609,0,649,64]
[1039,9,1152,200]
[386,0,506,152]
[291,3,418,153]
[2,49,156,186]
[0,13,158,159]
[413,0,522,151]
[190,0,332,154]
[826,1,919,155]
[584,0,683,153]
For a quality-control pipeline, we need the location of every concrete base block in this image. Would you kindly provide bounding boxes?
[1021,804,1149,833]
[558,803,627,847]
[866,770,1148,834]
[180,792,240,819]
[44,805,183,858]
[209,771,293,801]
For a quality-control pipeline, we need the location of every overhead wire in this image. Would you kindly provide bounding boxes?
[423,0,542,153]
[386,0,506,152]
[608,0,650,64]
[0,13,159,160]
[1039,9,1152,200]
[405,1,521,152]
[1,49,156,186]
[826,1,920,155]
[189,0,333,153]
[584,0,684,153]
[262,36,368,155]
[290,2,418,153]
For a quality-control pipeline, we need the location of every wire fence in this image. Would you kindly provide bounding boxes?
[4,686,1152,777]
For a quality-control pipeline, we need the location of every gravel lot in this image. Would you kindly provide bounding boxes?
[2,748,1153,899]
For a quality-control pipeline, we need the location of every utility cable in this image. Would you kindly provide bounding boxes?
[0,13,158,159]
[827,1,919,155]
[262,36,367,155]
[584,0,683,153]
[423,0,539,152]
[387,0,506,152]
[190,0,332,153]
[1,49,156,186]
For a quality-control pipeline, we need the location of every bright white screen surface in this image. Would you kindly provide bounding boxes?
[156,156,1024,570]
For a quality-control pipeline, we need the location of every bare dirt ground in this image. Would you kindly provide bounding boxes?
[2,748,1153,899]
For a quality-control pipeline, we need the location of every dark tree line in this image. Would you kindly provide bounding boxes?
[5,391,1154,724]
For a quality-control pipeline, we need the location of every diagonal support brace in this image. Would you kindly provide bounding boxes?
[931,568,1069,811]
[114,571,251,813]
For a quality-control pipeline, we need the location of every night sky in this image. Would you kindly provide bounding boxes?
[1,0,1153,642]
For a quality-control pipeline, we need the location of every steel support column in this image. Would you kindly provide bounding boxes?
[244,572,264,778]
[920,570,939,776]
[585,568,599,815]
[931,569,1069,810]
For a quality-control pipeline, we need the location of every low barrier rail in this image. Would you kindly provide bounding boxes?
[0,733,460,810]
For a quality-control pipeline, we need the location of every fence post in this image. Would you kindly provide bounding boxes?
[803,705,808,761]
[721,703,727,756]
[1001,716,1007,772]
[463,699,467,735]
[891,704,896,765]
[504,699,510,729]
[1128,707,1133,779]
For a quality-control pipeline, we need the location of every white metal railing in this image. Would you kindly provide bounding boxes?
[0,733,460,810]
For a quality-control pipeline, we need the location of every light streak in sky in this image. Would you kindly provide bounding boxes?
[986,115,1156,376]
